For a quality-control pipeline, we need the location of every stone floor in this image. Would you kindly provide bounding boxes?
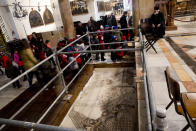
[166,16,196,36]
[143,15,196,131]
[0,69,36,110]
[60,67,137,131]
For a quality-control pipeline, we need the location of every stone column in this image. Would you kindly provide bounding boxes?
[58,0,75,38]
[166,0,177,30]
[132,0,154,33]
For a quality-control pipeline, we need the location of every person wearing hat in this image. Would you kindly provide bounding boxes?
[150,6,165,38]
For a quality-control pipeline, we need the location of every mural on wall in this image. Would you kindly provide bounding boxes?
[29,10,44,28]
[43,8,54,25]
[70,0,88,15]
[97,2,105,12]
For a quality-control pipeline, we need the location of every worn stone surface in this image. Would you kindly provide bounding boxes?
[60,68,137,131]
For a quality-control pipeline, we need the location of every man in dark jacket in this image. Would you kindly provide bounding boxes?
[150,6,165,38]
[119,11,128,39]
[76,21,88,44]
[5,61,21,88]
[111,13,117,26]
[76,22,87,36]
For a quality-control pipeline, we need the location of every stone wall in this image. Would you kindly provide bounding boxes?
[41,30,65,49]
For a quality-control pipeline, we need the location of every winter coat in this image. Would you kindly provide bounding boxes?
[1,56,11,68]
[111,15,117,26]
[113,31,123,42]
[116,46,124,57]
[76,43,85,56]
[14,53,20,64]
[39,51,46,60]
[20,48,38,71]
[76,25,86,36]
[73,53,82,64]
[119,15,128,29]
[99,40,105,50]
[58,54,69,68]
[5,64,20,78]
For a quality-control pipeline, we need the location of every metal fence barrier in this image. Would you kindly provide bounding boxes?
[0,27,155,131]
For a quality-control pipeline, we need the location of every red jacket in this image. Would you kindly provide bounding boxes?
[116,44,124,57]
[1,56,11,68]
[99,40,105,50]
[18,60,24,67]
[58,54,69,68]
[73,53,82,64]
[39,51,46,60]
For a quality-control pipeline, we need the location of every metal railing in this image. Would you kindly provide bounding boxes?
[139,25,156,131]
[0,27,155,131]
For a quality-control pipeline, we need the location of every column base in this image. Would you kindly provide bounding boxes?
[166,25,178,31]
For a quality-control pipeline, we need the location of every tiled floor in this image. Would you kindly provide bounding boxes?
[146,41,188,131]
[146,37,196,130]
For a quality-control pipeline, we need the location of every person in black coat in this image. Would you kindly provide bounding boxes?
[111,13,117,26]
[76,22,87,36]
[119,11,128,39]
[5,61,21,88]
[150,6,165,38]
[76,21,88,44]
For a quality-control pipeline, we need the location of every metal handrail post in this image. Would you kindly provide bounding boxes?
[55,49,68,91]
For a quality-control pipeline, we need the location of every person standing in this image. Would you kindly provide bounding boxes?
[43,40,56,67]
[150,6,165,38]
[14,50,27,81]
[111,13,117,26]
[119,11,128,39]
[19,39,41,89]
[99,36,106,61]
[76,21,88,44]
[76,21,86,36]
[90,35,100,60]
[30,32,43,60]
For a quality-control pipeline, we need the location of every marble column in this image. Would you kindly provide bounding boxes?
[58,0,75,39]
[166,0,177,30]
